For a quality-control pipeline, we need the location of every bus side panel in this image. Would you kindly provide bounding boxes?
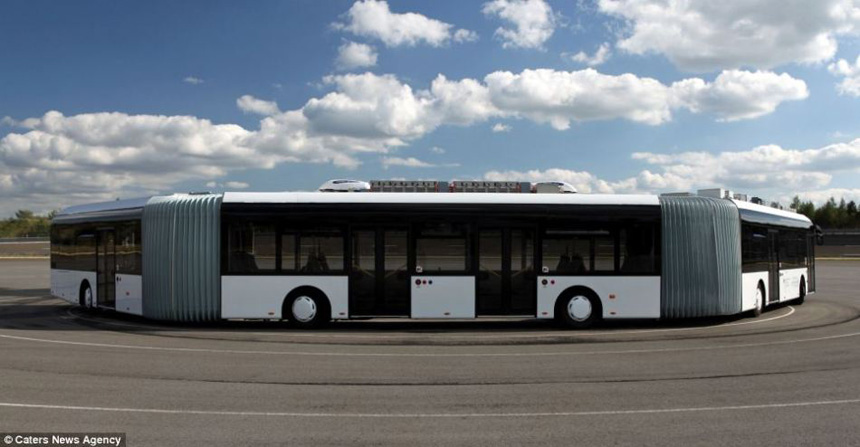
[115,274,143,316]
[221,276,348,320]
[780,267,808,302]
[741,271,768,312]
[536,276,660,319]
[51,269,97,305]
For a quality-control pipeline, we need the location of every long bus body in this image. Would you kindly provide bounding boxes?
[50,191,815,328]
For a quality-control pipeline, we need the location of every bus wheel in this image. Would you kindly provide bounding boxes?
[796,279,806,305]
[751,282,765,318]
[284,289,330,329]
[79,282,94,309]
[555,289,601,329]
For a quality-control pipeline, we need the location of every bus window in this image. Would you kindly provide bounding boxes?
[542,231,590,274]
[415,222,468,272]
[619,225,655,274]
[299,229,344,273]
[227,222,276,273]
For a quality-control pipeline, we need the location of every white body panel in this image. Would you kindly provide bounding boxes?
[114,274,143,316]
[221,276,349,320]
[536,276,661,319]
[411,276,475,318]
[50,269,97,305]
[779,267,807,302]
[224,192,660,206]
[741,272,768,311]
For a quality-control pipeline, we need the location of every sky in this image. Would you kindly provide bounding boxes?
[2,0,860,216]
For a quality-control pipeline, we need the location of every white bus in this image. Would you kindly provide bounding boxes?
[50,182,816,328]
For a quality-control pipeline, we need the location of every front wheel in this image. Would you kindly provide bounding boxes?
[751,283,765,317]
[556,291,601,329]
[796,279,806,305]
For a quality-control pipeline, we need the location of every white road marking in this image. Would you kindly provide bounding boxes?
[0,398,858,418]
[61,305,796,340]
[0,329,858,358]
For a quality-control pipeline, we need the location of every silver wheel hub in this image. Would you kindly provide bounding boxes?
[292,296,317,323]
[755,287,762,310]
[84,288,93,308]
[567,296,592,322]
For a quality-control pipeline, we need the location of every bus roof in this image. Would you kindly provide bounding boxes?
[732,199,812,229]
[222,192,661,206]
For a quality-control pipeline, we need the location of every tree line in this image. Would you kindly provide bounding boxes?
[791,197,860,229]
[0,210,56,238]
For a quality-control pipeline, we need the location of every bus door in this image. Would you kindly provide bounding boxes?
[97,229,117,309]
[349,228,410,316]
[476,228,536,315]
[767,229,780,304]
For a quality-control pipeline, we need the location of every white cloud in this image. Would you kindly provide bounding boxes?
[0,69,814,214]
[237,95,281,116]
[568,42,611,66]
[335,41,378,70]
[205,181,250,189]
[430,146,445,154]
[483,138,860,202]
[484,68,672,128]
[453,28,479,43]
[492,123,512,132]
[334,0,476,47]
[483,0,557,50]
[828,55,860,96]
[183,76,204,85]
[671,70,809,122]
[381,156,436,168]
[598,0,860,72]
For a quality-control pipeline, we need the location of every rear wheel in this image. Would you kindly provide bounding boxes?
[284,289,330,329]
[555,289,601,329]
[79,282,94,309]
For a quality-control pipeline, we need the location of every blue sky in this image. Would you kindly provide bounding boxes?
[2,0,860,216]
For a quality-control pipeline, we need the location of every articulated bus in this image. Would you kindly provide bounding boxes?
[50,184,816,328]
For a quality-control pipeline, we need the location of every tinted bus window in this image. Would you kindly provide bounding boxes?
[298,228,344,273]
[415,222,468,273]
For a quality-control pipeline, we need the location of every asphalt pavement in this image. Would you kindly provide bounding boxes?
[1,259,859,446]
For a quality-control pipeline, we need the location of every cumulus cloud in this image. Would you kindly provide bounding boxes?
[568,42,611,66]
[205,181,250,189]
[0,68,813,214]
[381,156,437,168]
[483,0,557,50]
[334,0,476,47]
[335,41,378,70]
[484,68,672,128]
[485,138,860,201]
[828,55,860,96]
[183,76,204,85]
[670,70,809,121]
[492,123,511,132]
[598,0,860,72]
[453,29,479,43]
[236,95,281,116]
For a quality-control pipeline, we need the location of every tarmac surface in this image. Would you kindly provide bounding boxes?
[1,259,859,446]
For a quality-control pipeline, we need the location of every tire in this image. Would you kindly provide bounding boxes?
[555,288,601,329]
[750,282,765,317]
[79,282,94,309]
[284,289,330,329]
[796,278,806,305]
